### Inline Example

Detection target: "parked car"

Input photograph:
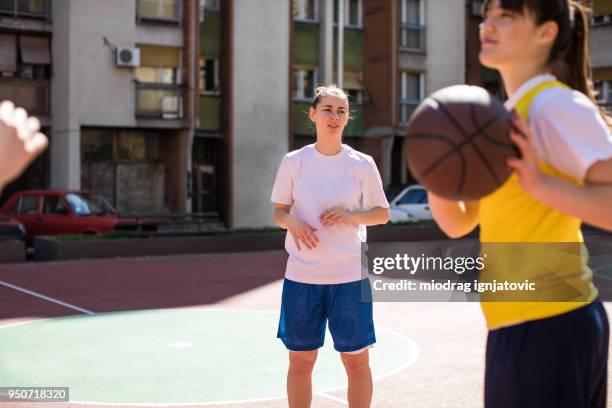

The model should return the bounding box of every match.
[389,184,433,222]
[0,190,119,241]
[0,215,26,241]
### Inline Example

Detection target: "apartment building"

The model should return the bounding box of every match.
[290,0,465,190]
[27,1,611,229]
[0,0,199,216]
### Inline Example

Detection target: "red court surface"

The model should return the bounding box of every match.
[0,250,610,407]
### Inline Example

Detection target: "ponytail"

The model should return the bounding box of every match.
[552,1,612,128]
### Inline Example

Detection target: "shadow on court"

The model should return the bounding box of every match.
[0,251,287,320]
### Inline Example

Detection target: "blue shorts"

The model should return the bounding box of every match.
[277,278,376,353]
[485,301,609,408]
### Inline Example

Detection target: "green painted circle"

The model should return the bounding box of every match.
[0,309,417,405]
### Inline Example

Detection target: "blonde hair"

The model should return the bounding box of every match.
[311,84,349,108]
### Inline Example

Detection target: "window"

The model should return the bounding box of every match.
[13,195,38,214]
[135,45,183,119]
[344,71,364,104]
[595,80,612,104]
[43,196,69,216]
[0,0,49,19]
[293,67,317,100]
[334,0,362,27]
[469,0,484,17]
[137,0,180,22]
[400,71,424,124]
[135,67,178,84]
[592,14,612,26]
[0,34,51,114]
[293,0,318,21]
[199,58,220,94]
[81,129,166,213]
[0,34,51,77]
[201,0,219,12]
[398,189,427,205]
[400,0,426,51]
[65,193,105,216]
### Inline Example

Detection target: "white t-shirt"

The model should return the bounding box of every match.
[504,74,612,180]
[271,143,389,284]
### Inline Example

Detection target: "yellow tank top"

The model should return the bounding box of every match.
[479,80,598,330]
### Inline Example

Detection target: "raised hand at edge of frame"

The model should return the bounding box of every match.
[0,101,49,191]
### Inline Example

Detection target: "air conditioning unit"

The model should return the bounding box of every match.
[116,47,140,67]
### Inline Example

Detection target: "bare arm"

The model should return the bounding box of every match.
[508,114,612,231]
[528,159,612,231]
[348,206,390,226]
[428,192,480,238]
[319,206,390,227]
[273,203,319,250]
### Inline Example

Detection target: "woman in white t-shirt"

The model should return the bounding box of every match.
[271,85,390,408]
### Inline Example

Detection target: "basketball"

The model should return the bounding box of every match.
[404,85,515,201]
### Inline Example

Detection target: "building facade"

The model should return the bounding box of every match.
[592,0,612,114]
[3,0,607,229]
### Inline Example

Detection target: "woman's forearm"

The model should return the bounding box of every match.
[532,176,612,231]
[274,207,292,229]
[350,207,390,226]
[429,192,480,238]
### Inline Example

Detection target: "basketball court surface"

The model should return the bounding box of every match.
[1,247,611,407]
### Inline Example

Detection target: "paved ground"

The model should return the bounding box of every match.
[0,251,610,407]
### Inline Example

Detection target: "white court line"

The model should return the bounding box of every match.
[316,391,348,405]
[0,279,95,315]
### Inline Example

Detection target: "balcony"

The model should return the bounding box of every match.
[199,94,221,131]
[137,0,180,24]
[400,24,426,53]
[135,83,183,119]
[0,78,50,115]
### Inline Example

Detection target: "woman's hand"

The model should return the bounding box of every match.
[506,112,551,196]
[286,215,319,250]
[0,101,48,191]
[319,207,354,227]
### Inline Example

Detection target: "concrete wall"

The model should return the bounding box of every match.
[51,0,184,190]
[231,0,290,228]
[425,0,465,94]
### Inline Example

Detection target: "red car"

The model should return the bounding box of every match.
[0,190,119,240]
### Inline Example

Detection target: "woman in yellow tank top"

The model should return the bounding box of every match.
[429,1,612,407]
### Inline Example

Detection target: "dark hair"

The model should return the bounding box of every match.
[483,0,611,127]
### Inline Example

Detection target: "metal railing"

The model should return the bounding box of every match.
[116,212,226,235]
[0,0,50,19]
[0,78,50,115]
[135,83,183,119]
[400,23,426,52]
